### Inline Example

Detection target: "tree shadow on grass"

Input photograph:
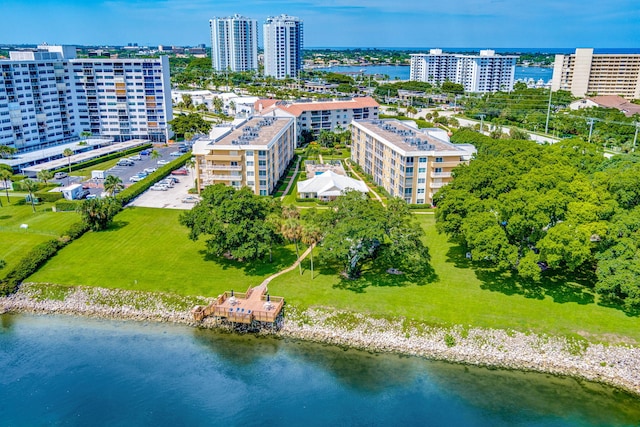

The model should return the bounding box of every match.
[331,260,438,294]
[198,245,298,277]
[446,244,596,305]
[102,220,130,232]
[0,215,12,220]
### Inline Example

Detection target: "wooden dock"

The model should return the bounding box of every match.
[191,283,284,327]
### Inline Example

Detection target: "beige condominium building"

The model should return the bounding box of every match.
[192,116,295,196]
[551,48,640,99]
[351,119,476,205]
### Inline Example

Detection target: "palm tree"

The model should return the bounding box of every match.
[37,170,53,186]
[150,150,161,161]
[0,145,17,159]
[0,168,12,204]
[63,148,73,185]
[103,175,124,197]
[184,157,197,187]
[281,217,303,275]
[22,178,37,213]
[301,225,323,279]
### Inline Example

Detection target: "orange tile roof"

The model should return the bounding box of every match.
[264,97,379,117]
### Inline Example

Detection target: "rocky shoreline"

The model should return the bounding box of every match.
[2,283,640,397]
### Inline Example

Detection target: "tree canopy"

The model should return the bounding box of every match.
[168,113,212,138]
[179,184,282,261]
[436,129,640,310]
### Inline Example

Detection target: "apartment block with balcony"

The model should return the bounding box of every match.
[551,48,640,99]
[410,49,517,93]
[351,119,476,205]
[192,116,295,196]
[210,15,258,72]
[263,15,303,80]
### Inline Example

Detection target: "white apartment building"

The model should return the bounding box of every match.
[263,15,303,80]
[210,15,258,72]
[551,48,640,99]
[351,119,476,205]
[192,116,295,195]
[0,45,172,152]
[410,49,517,93]
[255,96,379,140]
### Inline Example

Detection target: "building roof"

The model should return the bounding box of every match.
[255,97,379,117]
[195,116,293,151]
[572,95,640,117]
[297,170,368,197]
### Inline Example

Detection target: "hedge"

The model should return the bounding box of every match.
[54,200,82,212]
[0,219,90,295]
[117,152,191,205]
[51,144,152,174]
[34,191,64,203]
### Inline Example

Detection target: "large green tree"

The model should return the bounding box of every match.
[78,197,122,231]
[179,184,282,261]
[168,113,212,139]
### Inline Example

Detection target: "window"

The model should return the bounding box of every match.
[418,168,426,173]
[419,157,427,163]
[435,167,442,173]
[435,157,443,163]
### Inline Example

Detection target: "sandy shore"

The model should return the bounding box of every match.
[2,283,639,396]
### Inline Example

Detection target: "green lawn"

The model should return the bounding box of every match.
[0,197,80,278]
[267,215,640,344]
[29,207,298,297]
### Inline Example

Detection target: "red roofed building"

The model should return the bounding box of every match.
[254,97,379,142]
[569,95,640,118]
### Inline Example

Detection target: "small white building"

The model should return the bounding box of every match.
[61,184,83,200]
[297,170,368,201]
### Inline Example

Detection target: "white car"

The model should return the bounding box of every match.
[182,196,200,203]
[143,167,157,174]
[129,175,144,182]
[169,151,181,157]
[150,184,168,191]
[157,160,170,165]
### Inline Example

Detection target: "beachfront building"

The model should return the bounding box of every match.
[210,15,259,72]
[551,48,640,99]
[254,96,379,140]
[410,49,517,93]
[351,119,476,205]
[263,15,303,80]
[192,116,295,195]
[0,45,172,153]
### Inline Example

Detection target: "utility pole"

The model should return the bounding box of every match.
[633,122,639,152]
[544,88,553,134]
[587,118,596,143]
[479,114,486,134]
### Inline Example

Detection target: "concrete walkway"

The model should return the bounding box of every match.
[253,244,314,294]
[344,161,385,206]
[280,156,302,201]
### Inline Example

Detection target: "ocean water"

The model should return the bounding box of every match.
[1,314,639,426]
[315,65,553,82]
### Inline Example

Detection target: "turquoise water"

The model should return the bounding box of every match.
[315,65,553,82]
[1,314,639,426]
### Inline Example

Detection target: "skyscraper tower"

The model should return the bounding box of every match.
[263,14,303,80]
[210,14,258,72]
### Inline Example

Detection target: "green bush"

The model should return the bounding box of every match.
[13,180,48,192]
[54,200,82,212]
[0,239,62,295]
[34,191,64,203]
[64,221,90,240]
[296,198,318,203]
[11,174,26,182]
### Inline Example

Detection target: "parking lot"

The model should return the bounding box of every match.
[127,170,199,209]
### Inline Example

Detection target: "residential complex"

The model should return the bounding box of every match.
[0,45,172,152]
[263,15,304,80]
[410,49,517,93]
[551,48,640,99]
[351,119,476,205]
[209,15,259,72]
[192,116,295,195]
[255,96,379,140]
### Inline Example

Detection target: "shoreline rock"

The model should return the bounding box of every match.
[2,283,639,397]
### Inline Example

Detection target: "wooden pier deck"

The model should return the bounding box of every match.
[191,283,284,325]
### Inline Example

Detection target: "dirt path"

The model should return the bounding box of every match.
[253,244,314,294]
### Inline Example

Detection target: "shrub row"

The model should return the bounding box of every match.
[0,221,90,296]
[295,198,329,205]
[34,191,64,203]
[116,152,191,205]
[54,200,82,212]
[51,144,152,174]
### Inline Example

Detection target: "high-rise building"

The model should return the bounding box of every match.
[551,48,640,99]
[351,119,476,205]
[210,14,258,72]
[192,116,296,196]
[0,45,172,152]
[263,14,303,80]
[410,49,517,93]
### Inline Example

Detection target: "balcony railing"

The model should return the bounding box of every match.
[430,172,452,178]
[205,164,242,171]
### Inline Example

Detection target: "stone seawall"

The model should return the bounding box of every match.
[2,283,639,397]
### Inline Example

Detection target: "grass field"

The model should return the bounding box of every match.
[267,215,640,344]
[0,197,80,279]
[29,207,298,297]
[26,205,640,344]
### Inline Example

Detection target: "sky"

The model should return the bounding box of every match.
[2,0,639,48]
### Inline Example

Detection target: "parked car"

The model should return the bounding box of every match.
[140,149,151,156]
[166,177,179,184]
[54,172,68,179]
[143,167,157,174]
[182,196,199,203]
[157,160,170,165]
[79,190,91,199]
[169,151,181,157]
[129,175,144,182]
[178,146,189,153]
[150,184,168,191]
[129,154,141,161]
[86,194,98,200]
[117,159,134,166]
[171,168,188,175]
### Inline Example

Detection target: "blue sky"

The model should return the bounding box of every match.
[2,0,639,48]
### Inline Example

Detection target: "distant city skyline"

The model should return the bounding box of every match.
[2,0,638,48]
